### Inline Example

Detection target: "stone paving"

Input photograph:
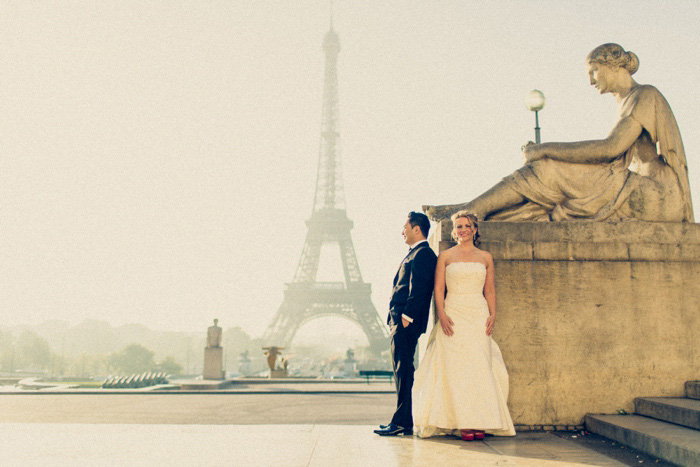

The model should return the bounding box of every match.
[0,388,675,465]
[0,424,636,466]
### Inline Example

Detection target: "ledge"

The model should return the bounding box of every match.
[431,221,700,262]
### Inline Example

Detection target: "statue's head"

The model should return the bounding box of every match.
[213,319,218,325]
[586,43,639,75]
[450,210,480,246]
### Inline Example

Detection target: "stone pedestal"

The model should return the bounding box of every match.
[344,361,356,377]
[203,347,224,380]
[428,220,700,427]
[270,369,288,379]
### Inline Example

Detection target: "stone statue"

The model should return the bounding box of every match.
[343,348,356,377]
[424,43,694,223]
[203,319,224,379]
[238,350,251,376]
[262,346,284,371]
[206,319,222,348]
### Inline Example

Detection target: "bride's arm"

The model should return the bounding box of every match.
[434,253,454,336]
[524,116,643,164]
[484,253,497,336]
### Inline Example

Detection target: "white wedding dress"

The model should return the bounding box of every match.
[412,262,516,438]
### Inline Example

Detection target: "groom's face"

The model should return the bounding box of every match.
[402,219,420,245]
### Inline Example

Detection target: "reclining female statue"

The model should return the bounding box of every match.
[424,43,694,223]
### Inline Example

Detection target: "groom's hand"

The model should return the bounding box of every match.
[401,317,410,328]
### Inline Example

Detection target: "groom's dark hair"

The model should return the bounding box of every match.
[408,211,430,238]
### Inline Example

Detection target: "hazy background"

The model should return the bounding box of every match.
[2,1,699,348]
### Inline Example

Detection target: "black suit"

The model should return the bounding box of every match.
[387,241,437,429]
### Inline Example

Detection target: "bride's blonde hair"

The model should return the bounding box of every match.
[450,210,480,246]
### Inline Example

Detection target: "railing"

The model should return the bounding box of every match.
[284,282,371,292]
[358,370,394,384]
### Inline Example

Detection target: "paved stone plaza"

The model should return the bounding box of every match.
[0,392,674,466]
[0,423,655,467]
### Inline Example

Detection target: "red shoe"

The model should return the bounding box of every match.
[460,429,474,441]
[474,430,485,440]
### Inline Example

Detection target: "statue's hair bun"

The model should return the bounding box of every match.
[587,43,640,75]
[625,51,639,75]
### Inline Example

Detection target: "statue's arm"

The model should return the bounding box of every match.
[525,116,643,164]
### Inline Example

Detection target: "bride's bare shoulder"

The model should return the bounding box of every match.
[475,248,493,264]
[438,247,457,262]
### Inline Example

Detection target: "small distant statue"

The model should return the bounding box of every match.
[203,319,224,379]
[263,346,284,371]
[238,350,251,376]
[343,348,356,377]
[424,43,693,223]
[207,319,222,348]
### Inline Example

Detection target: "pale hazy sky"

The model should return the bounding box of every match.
[2,1,699,343]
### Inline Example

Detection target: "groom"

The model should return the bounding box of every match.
[374,211,437,436]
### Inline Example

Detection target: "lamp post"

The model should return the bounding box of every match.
[525,90,545,144]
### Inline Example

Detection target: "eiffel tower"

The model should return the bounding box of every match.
[263,24,388,354]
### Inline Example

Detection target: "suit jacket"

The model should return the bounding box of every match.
[388,241,438,334]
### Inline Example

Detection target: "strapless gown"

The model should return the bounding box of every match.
[412,262,515,437]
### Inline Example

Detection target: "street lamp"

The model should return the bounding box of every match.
[525,90,545,144]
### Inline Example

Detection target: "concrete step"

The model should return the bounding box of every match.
[635,397,700,430]
[686,381,700,400]
[585,414,700,467]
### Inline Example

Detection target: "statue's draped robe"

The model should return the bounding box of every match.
[490,85,693,222]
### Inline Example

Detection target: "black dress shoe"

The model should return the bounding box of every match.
[374,423,412,436]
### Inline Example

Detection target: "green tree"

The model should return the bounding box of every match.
[107,344,155,375]
[156,356,183,375]
[69,353,107,378]
[16,331,52,371]
[0,330,14,372]
[50,353,69,378]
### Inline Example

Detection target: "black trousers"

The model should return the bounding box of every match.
[389,323,419,428]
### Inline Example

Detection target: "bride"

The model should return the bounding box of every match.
[412,210,515,440]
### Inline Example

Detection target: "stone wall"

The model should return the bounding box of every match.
[428,221,700,427]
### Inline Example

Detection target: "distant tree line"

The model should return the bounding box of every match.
[0,321,265,379]
[0,329,183,377]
